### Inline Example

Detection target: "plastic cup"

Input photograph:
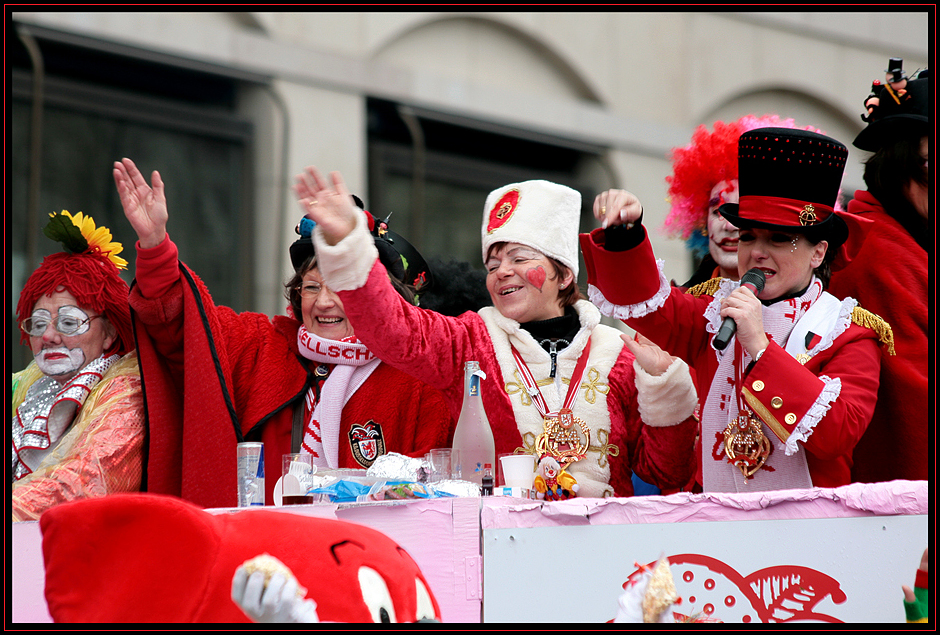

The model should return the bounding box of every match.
[282,453,314,504]
[499,453,536,489]
[429,448,453,482]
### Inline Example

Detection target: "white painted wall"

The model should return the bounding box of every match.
[12,10,929,314]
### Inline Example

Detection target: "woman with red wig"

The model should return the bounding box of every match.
[664,114,843,288]
[12,212,144,521]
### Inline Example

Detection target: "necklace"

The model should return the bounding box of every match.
[511,337,592,469]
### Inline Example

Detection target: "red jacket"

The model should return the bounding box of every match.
[828,190,928,482]
[580,227,890,489]
[333,262,698,498]
[129,237,454,509]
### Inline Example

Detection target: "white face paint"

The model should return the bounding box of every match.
[35,346,86,378]
[28,290,115,384]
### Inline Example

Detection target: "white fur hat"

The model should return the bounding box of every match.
[480,180,581,279]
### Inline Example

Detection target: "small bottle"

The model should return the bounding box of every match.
[481,464,494,496]
[451,361,496,488]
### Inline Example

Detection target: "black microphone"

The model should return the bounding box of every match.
[713,268,766,351]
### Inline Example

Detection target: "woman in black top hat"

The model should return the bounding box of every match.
[828,59,929,484]
[580,127,895,494]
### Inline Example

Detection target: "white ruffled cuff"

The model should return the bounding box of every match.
[634,356,698,427]
[312,211,379,292]
[782,375,842,455]
[586,259,671,320]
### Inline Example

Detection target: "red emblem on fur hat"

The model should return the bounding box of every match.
[486,189,520,234]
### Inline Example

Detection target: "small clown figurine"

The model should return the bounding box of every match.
[533,454,579,501]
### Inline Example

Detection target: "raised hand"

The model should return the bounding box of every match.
[593,189,642,230]
[113,158,168,249]
[292,166,358,246]
[622,331,676,377]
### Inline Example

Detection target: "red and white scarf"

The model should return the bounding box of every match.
[296,326,380,468]
[701,278,825,493]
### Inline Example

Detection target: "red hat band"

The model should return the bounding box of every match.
[737,195,834,228]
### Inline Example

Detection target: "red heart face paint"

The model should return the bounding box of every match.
[526,266,547,291]
[485,243,566,323]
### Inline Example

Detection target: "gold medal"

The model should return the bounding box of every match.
[535,407,590,469]
[723,411,771,481]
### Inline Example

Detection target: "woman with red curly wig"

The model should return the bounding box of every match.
[663,115,841,288]
[12,212,144,521]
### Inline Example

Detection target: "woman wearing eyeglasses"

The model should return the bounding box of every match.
[114,158,454,509]
[12,212,144,521]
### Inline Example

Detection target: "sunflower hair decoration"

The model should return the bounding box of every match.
[43,210,128,270]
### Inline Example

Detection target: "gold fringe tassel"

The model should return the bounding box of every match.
[686,277,723,298]
[851,307,896,355]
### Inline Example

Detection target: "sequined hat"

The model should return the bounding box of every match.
[718,127,849,243]
[719,127,873,270]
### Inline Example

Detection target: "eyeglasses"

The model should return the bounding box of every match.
[20,314,104,337]
[296,282,324,298]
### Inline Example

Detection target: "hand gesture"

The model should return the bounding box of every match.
[292,167,358,246]
[720,285,769,359]
[593,189,642,230]
[622,331,675,377]
[113,158,168,249]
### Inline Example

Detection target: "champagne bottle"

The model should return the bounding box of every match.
[451,361,495,487]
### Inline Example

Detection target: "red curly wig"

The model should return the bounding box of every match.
[17,252,133,356]
[663,114,833,243]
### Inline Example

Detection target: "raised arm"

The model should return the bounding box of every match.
[113,157,168,249]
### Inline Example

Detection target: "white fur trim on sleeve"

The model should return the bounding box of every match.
[782,375,841,456]
[586,259,671,320]
[312,210,379,292]
[634,356,698,427]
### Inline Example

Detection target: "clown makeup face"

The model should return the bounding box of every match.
[29,290,116,384]
[706,180,740,279]
[737,229,828,300]
[300,267,356,341]
[539,456,560,480]
[485,243,573,324]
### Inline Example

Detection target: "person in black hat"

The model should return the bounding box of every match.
[827,58,929,484]
[581,127,895,494]
[113,157,454,510]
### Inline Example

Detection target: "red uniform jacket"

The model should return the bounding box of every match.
[580,227,890,488]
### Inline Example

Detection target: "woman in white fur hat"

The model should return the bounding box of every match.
[296,167,698,498]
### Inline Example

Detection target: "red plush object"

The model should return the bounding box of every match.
[40,493,441,623]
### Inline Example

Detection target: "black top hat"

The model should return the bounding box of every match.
[719,127,850,248]
[885,57,907,83]
[854,60,929,152]
[289,196,433,294]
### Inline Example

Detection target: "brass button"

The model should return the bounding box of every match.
[771,397,783,409]
[752,380,765,392]
[785,413,797,425]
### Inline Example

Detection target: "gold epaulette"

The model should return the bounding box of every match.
[851,307,896,355]
[686,277,723,298]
